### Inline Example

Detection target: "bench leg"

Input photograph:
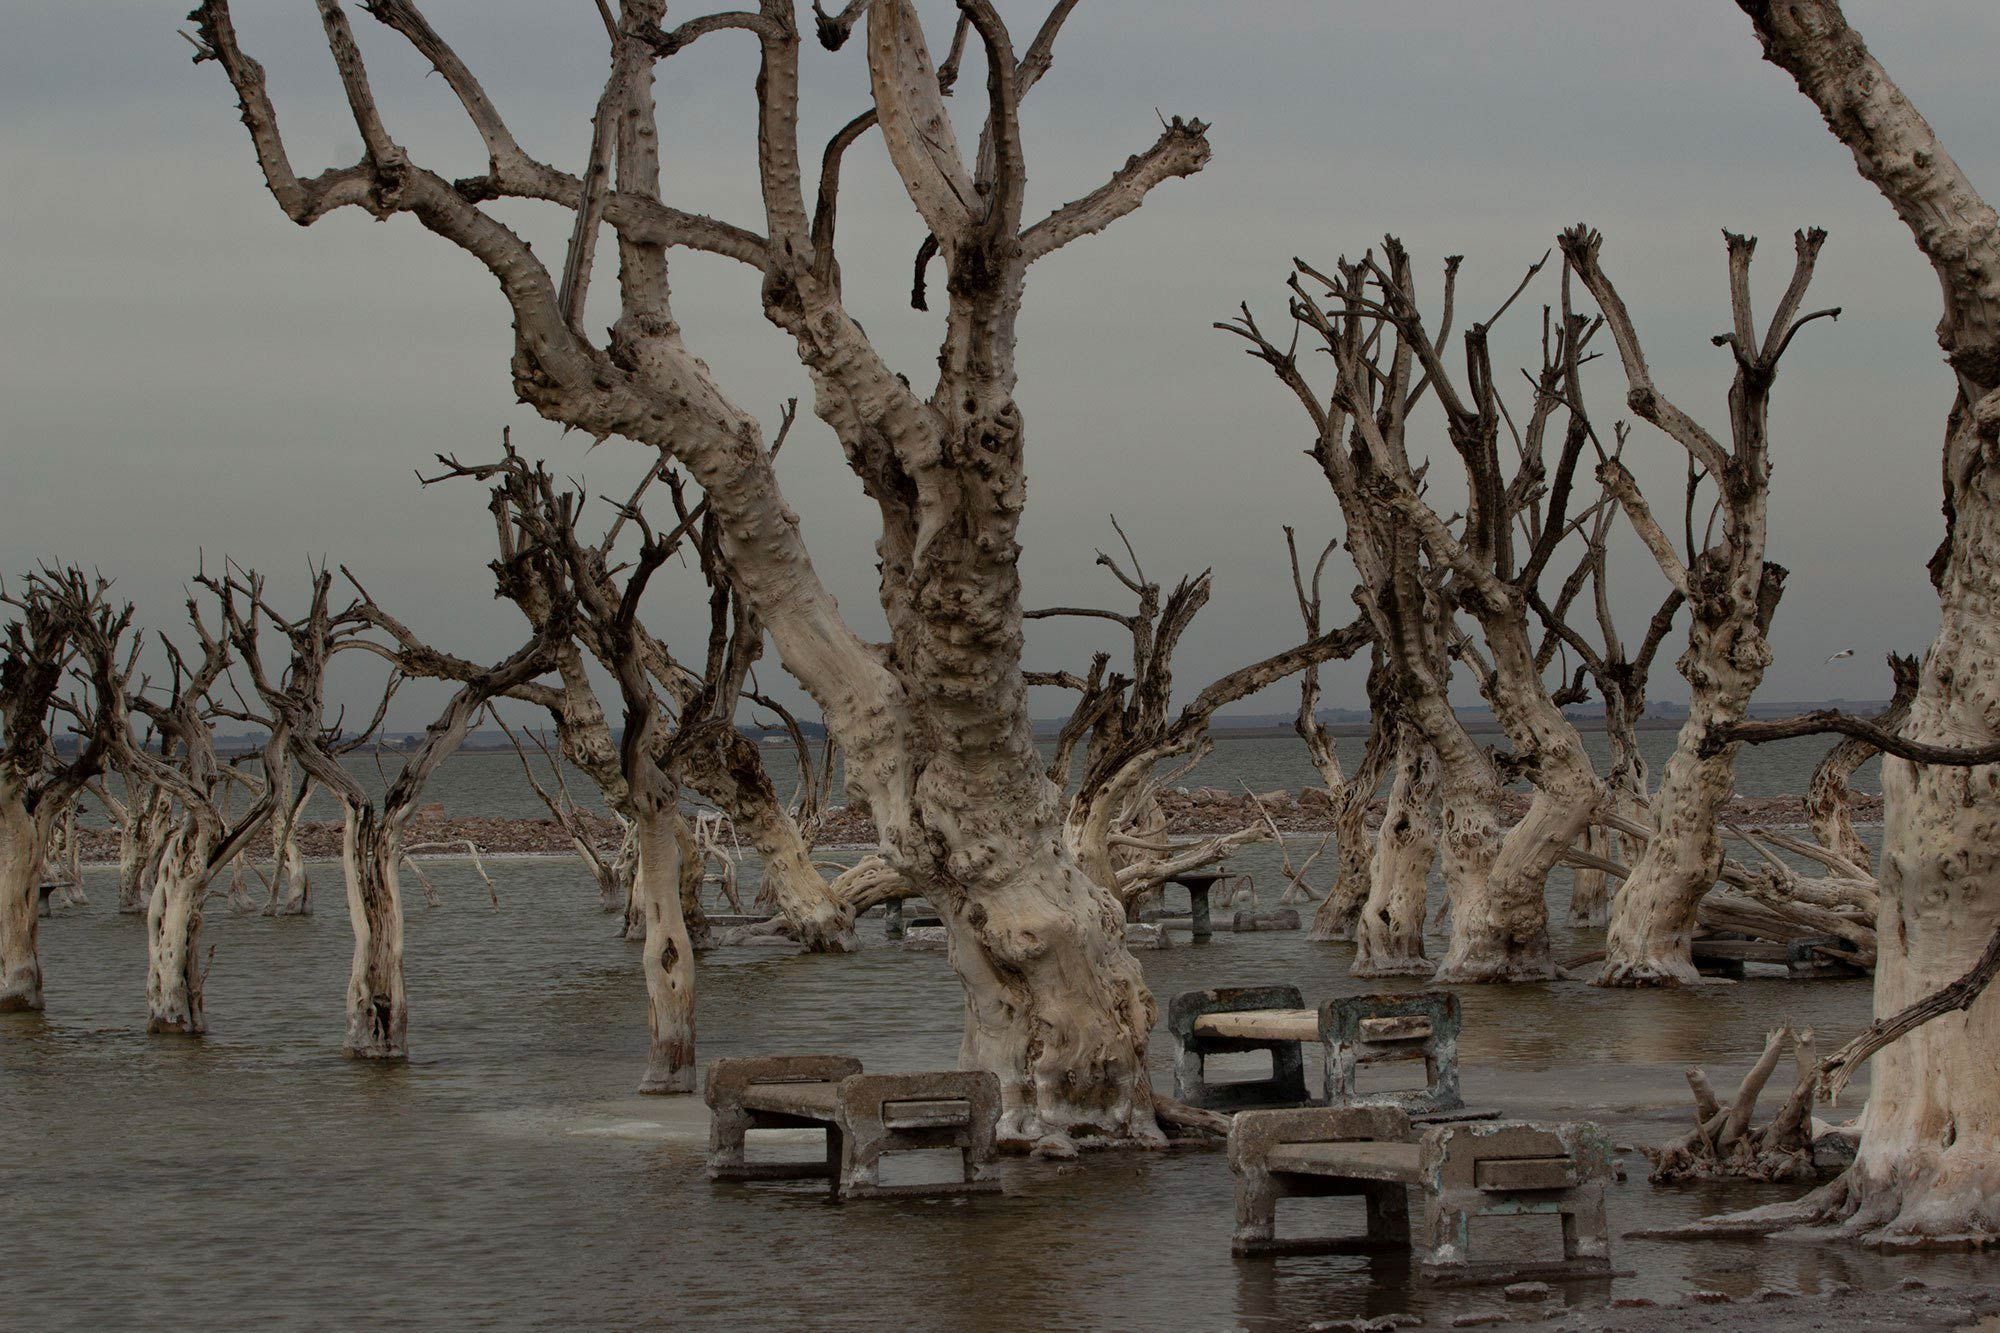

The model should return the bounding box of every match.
[1561,1185,1610,1263]
[1419,1194,1473,1269]
[1189,885,1212,940]
[1232,1168,1280,1253]
[708,1103,752,1179]
[1364,1183,1410,1244]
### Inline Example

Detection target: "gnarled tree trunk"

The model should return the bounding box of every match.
[681,737,854,952]
[0,790,44,1012]
[1352,724,1438,975]
[1709,0,2000,1244]
[267,777,312,916]
[631,804,695,1093]
[338,805,407,1060]
[146,825,212,1035]
[117,786,172,916]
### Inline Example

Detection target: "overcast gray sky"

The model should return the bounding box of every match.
[4,2,1994,728]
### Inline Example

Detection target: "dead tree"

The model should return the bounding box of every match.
[108,593,277,1035]
[1563,224,1834,986]
[91,766,174,917]
[1234,246,1608,981]
[1220,302,1460,978]
[413,434,857,952]
[1284,532,1395,942]
[260,740,314,916]
[1805,652,1918,869]
[1662,0,2000,1247]
[0,569,131,1011]
[1527,438,1686,925]
[1647,1026,1823,1183]
[226,569,555,1059]
[1027,522,1368,912]
[192,0,1221,1146]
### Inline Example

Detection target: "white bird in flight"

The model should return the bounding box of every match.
[1826,648,1855,663]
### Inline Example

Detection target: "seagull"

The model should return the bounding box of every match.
[1825,648,1855,663]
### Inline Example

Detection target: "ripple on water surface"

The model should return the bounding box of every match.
[8,855,1990,1331]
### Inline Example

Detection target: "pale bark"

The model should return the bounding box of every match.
[1,569,129,1008]
[0,789,44,1012]
[265,753,313,916]
[336,806,407,1059]
[145,825,214,1035]
[116,785,173,916]
[1352,723,1438,976]
[1807,653,1918,869]
[194,0,1211,1145]
[1566,223,1825,987]
[1700,0,2000,1245]
[631,806,695,1093]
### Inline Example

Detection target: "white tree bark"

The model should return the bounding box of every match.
[1711,0,2000,1244]
[336,806,407,1058]
[193,0,1211,1146]
[1352,724,1438,976]
[1566,223,1825,986]
[1807,654,1917,869]
[631,804,695,1093]
[0,786,45,1012]
[146,825,212,1035]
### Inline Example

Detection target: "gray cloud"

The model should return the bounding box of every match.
[3,2,1992,726]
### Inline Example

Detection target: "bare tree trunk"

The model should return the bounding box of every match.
[674,814,706,949]
[267,781,312,916]
[1309,785,1378,942]
[1825,497,2000,1242]
[1807,654,1918,869]
[0,792,45,1012]
[117,788,170,916]
[1600,718,1742,986]
[146,826,210,1035]
[942,823,1160,1153]
[1352,726,1438,976]
[631,805,695,1093]
[339,807,406,1060]
[1569,826,1611,927]
[682,740,854,952]
[1708,0,2000,1244]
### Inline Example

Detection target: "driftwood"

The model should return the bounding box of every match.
[1647,1026,1821,1182]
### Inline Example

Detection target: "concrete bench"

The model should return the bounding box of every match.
[1169,988,1466,1115]
[1229,1107,1614,1282]
[705,1055,1001,1201]
[1170,986,1312,1110]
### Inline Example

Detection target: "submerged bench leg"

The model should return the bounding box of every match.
[1561,1184,1610,1264]
[709,1101,752,1178]
[1233,1166,1281,1253]
[1364,1183,1410,1244]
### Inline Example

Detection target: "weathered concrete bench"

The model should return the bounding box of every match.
[1170,987,1466,1115]
[1229,1106,1614,1283]
[705,1055,1001,1201]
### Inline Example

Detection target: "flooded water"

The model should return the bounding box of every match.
[11,847,1992,1331]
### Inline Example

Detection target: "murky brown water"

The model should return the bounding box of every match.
[9,855,1992,1331]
